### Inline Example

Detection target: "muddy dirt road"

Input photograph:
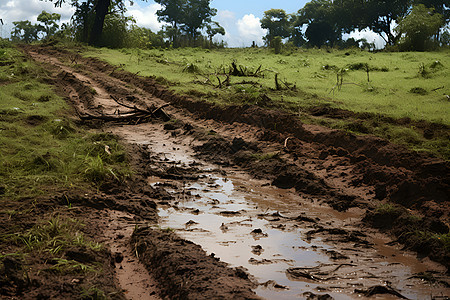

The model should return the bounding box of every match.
[22,45,450,299]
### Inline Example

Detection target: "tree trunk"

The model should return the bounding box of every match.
[89,0,111,46]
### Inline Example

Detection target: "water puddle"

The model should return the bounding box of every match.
[111,124,449,300]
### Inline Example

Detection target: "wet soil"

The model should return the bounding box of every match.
[12,44,450,299]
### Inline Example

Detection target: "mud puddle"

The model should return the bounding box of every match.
[111,124,448,300]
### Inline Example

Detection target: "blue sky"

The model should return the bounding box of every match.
[0,0,383,47]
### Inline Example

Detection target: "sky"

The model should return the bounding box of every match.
[0,0,384,48]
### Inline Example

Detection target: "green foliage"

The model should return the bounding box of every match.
[183,63,202,74]
[261,9,291,47]
[251,152,280,161]
[20,216,102,254]
[11,21,44,43]
[155,0,221,47]
[45,258,98,274]
[296,0,341,47]
[410,231,450,251]
[396,4,444,51]
[0,46,131,201]
[11,10,61,43]
[100,14,132,48]
[375,203,402,216]
[125,25,165,49]
[37,10,61,38]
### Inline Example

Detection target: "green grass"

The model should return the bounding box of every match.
[0,40,127,285]
[84,47,450,124]
[82,46,450,159]
[0,40,131,203]
[19,216,102,255]
[0,44,131,192]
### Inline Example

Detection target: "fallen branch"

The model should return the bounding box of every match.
[76,95,170,123]
[431,86,444,92]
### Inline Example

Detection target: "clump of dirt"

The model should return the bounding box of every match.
[132,227,259,300]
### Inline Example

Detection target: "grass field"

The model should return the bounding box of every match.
[85,47,450,124]
[84,46,450,159]
[0,41,130,202]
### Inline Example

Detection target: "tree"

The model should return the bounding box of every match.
[364,0,411,46]
[395,4,443,51]
[71,0,95,43]
[205,21,225,48]
[45,0,135,46]
[156,0,220,47]
[414,0,449,23]
[154,0,186,45]
[181,0,217,41]
[296,0,342,47]
[441,29,450,46]
[260,9,291,47]
[37,10,61,38]
[11,21,43,43]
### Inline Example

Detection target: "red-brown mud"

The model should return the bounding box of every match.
[14,44,450,299]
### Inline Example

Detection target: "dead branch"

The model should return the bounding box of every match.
[76,95,170,123]
[431,86,444,92]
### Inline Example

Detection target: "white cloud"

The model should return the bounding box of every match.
[237,14,266,46]
[125,2,163,32]
[346,29,386,49]
[215,11,266,47]
[0,0,74,38]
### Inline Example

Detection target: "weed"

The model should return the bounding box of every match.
[81,286,107,300]
[375,203,402,216]
[45,258,98,274]
[409,87,428,95]
[46,118,76,139]
[90,87,98,95]
[252,152,280,161]
[418,63,429,77]
[322,64,338,71]
[183,63,202,74]
[409,231,450,251]
[429,60,444,69]
[160,227,175,232]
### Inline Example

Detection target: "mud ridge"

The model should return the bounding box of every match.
[132,227,259,300]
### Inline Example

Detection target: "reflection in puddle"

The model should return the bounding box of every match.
[157,175,332,299]
[154,173,448,300]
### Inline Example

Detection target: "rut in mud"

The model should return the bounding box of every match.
[22,45,450,299]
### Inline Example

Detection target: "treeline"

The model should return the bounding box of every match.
[262,0,450,51]
[10,0,450,51]
[11,0,225,49]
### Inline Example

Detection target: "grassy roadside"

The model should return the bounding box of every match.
[0,40,129,298]
[84,46,450,159]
